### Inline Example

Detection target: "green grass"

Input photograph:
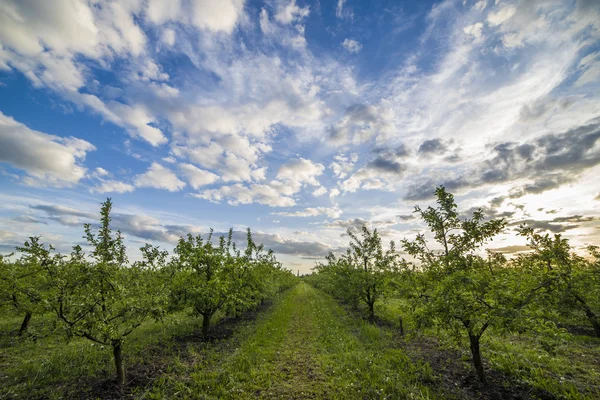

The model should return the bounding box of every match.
[0,310,207,399]
[146,282,437,399]
[375,296,600,399]
[4,285,597,399]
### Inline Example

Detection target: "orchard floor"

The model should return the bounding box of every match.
[2,282,599,399]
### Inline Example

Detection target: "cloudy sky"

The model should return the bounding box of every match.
[0,0,599,273]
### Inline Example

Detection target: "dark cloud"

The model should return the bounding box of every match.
[519,97,576,122]
[12,215,47,224]
[510,219,579,233]
[372,144,409,158]
[367,156,405,174]
[460,206,515,221]
[323,217,400,239]
[443,153,462,163]
[489,196,506,207]
[404,121,600,201]
[328,103,382,144]
[397,214,416,221]
[488,245,531,254]
[30,204,95,219]
[345,104,378,123]
[418,138,448,155]
[214,231,335,258]
[551,215,598,223]
[404,177,469,201]
[509,174,570,198]
[27,201,339,258]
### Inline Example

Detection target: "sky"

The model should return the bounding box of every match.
[0,0,599,274]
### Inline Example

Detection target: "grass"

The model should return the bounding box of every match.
[146,282,437,399]
[0,309,209,399]
[375,296,600,399]
[3,284,597,399]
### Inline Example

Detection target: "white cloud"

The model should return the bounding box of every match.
[259,8,276,35]
[146,0,182,25]
[328,103,394,146]
[276,158,324,186]
[134,163,186,192]
[487,5,516,27]
[274,207,342,218]
[95,167,109,177]
[312,186,327,197]
[575,61,600,87]
[0,112,95,187]
[191,0,245,33]
[193,158,326,207]
[92,180,135,194]
[160,28,176,46]
[463,22,483,41]
[330,153,357,178]
[106,102,168,146]
[342,38,362,54]
[179,163,219,189]
[341,167,396,193]
[473,1,487,12]
[196,183,295,207]
[336,0,352,19]
[274,0,310,24]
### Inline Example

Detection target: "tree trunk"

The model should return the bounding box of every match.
[202,314,211,339]
[469,334,487,386]
[18,312,32,336]
[112,340,125,385]
[573,293,600,337]
[399,316,404,336]
[585,311,600,338]
[368,301,375,321]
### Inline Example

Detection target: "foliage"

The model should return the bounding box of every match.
[400,186,516,384]
[0,242,48,336]
[170,228,295,338]
[312,226,397,319]
[33,198,169,384]
[517,227,600,337]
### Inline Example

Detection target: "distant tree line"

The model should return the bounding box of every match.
[307,186,600,385]
[0,199,297,385]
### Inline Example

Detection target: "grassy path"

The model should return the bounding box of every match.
[151,282,435,399]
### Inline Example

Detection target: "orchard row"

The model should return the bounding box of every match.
[307,187,600,386]
[0,199,297,385]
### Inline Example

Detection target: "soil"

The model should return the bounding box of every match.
[395,333,556,400]
[60,301,274,400]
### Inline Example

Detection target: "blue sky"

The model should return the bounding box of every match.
[1,0,599,273]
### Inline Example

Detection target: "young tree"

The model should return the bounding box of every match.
[312,251,362,310]
[230,229,291,313]
[171,229,237,339]
[0,241,49,336]
[518,227,600,337]
[347,227,397,320]
[314,226,397,320]
[38,199,169,385]
[402,186,509,385]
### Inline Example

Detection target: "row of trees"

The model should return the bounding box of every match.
[0,199,297,385]
[308,187,600,385]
